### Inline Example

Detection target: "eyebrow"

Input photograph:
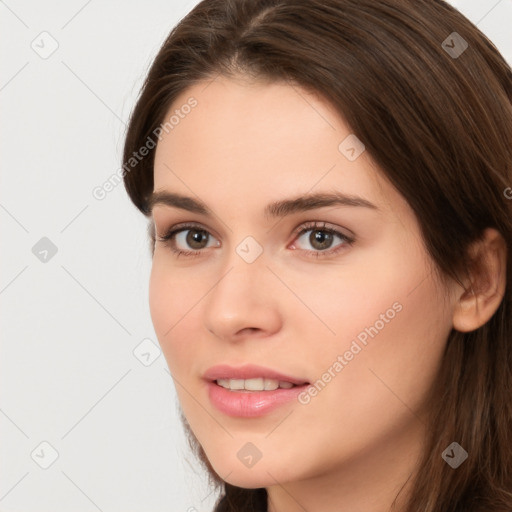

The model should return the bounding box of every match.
[147,190,378,219]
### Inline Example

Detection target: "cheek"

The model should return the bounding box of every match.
[307,267,450,431]
[277,244,427,364]
[148,259,171,338]
[293,241,451,426]
[278,279,451,481]
[148,258,199,371]
[338,283,449,395]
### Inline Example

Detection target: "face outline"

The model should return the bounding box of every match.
[148,75,458,507]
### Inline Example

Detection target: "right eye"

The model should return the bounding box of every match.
[156,223,221,257]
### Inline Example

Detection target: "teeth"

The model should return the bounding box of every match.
[264,379,279,391]
[245,378,266,390]
[216,378,297,391]
[230,379,245,390]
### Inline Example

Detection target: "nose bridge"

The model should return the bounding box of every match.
[214,231,268,294]
[210,239,267,309]
[202,237,281,339]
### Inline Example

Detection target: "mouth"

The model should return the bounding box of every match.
[214,377,307,391]
[203,363,310,388]
[203,364,311,417]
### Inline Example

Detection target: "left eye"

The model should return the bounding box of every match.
[292,225,353,253]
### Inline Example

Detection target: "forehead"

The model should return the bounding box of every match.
[152,76,405,220]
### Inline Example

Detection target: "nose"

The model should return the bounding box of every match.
[202,250,282,343]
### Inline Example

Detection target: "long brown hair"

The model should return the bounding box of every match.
[122,0,512,510]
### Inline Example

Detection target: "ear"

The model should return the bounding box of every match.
[452,228,507,333]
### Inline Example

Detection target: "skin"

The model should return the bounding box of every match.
[148,75,506,511]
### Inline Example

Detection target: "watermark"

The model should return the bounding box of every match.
[298,301,403,405]
[31,31,59,60]
[441,32,468,59]
[236,236,263,263]
[31,441,59,469]
[92,97,198,201]
[133,338,161,367]
[32,237,58,263]
[504,187,512,200]
[237,442,263,468]
[338,134,365,162]
[442,442,468,469]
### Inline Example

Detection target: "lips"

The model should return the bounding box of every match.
[203,364,311,417]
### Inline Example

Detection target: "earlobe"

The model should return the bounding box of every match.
[452,228,507,333]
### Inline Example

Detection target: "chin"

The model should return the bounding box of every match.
[206,450,300,489]
[222,470,275,489]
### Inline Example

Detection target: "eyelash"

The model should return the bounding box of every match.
[155,221,355,259]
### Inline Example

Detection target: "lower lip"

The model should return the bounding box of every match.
[207,381,308,418]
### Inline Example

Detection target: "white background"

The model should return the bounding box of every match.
[1,1,511,511]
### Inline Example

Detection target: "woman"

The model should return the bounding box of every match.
[122,0,512,510]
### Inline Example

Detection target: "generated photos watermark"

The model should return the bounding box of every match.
[92,97,198,201]
[298,301,403,405]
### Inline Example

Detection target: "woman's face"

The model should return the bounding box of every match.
[149,76,455,491]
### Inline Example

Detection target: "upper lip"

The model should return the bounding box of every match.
[203,364,309,385]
